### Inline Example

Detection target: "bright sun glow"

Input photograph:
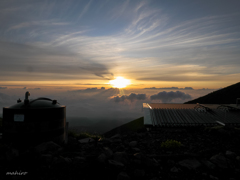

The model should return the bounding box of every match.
[109,76,130,88]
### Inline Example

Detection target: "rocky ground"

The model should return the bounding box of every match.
[1,125,240,180]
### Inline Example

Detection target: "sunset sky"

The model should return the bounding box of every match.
[0,0,240,119]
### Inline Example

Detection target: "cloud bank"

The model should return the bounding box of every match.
[145,87,194,90]
[150,91,192,103]
[111,93,147,103]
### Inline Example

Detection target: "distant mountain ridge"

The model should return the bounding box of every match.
[184,82,240,104]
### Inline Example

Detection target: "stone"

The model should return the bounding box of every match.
[210,153,230,168]
[53,156,72,165]
[103,147,113,158]
[67,136,79,145]
[115,144,125,151]
[113,152,128,164]
[134,169,145,177]
[111,134,121,139]
[117,172,130,180]
[41,154,53,164]
[134,153,142,159]
[129,141,137,147]
[133,159,142,165]
[113,139,122,143]
[108,160,124,168]
[170,166,179,173]
[35,141,61,153]
[6,148,19,162]
[236,156,240,162]
[201,159,216,169]
[78,138,95,143]
[72,156,86,164]
[98,153,107,163]
[145,157,159,167]
[210,175,219,180]
[179,159,201,170]
[81,144,94,150]
[60,152,83,158]
[202,173,208,177]
[100,138,113,144]
[64,157,72,163]
[218,128,229,135]
[150,178,160,180]
[226,151,237,159]
[167,159,175,166]
[132,148,140,152]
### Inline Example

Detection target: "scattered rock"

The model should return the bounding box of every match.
[210,175,219,180]
[41,154,53,164]
[144,157,159,167]
[236,156,240,162]
[108,159,125,168]
[134,169,145,177]
[53,156,72,165]
[111,134,121,139]
[201,159,216,169]
[6,148,19,162]
[167,159,175,166]
[226,151,237,159]
[134,153,142,159]
[72,156,86,164]
[98,153,107,163]
[113,152,128,164]
[150,177,160,180]
[117,172,130,180]
[3,126,240,180]
[113,139,122,143]
[60,151,83,158]
[210,153,230,168]
[132,148,140,152]
[78,138,95,143]
[179,159,201,170]
[129,141,138,147]
[67,136,79,145]
[100,138,113,145]
[170,166,179,173]
[103,147,113,158]
[35,141,61,153]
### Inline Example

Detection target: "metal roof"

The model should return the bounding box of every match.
[143,103,240,127]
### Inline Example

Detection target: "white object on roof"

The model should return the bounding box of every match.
[143,103,153,126]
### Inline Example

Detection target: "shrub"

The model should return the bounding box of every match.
[161,139,183,149]
[68,130,78,138]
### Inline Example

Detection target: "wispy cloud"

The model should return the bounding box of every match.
[0,0,240,84]
[7,20,69,31]
[78,0,92,20]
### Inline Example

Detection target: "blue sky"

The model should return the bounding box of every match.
[0,0,240,119]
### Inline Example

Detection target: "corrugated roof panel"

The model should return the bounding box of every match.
[143,103,240,127]
[175,109,189,126]
[149,103,197,109]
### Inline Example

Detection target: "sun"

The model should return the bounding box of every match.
[109,76,130,88]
